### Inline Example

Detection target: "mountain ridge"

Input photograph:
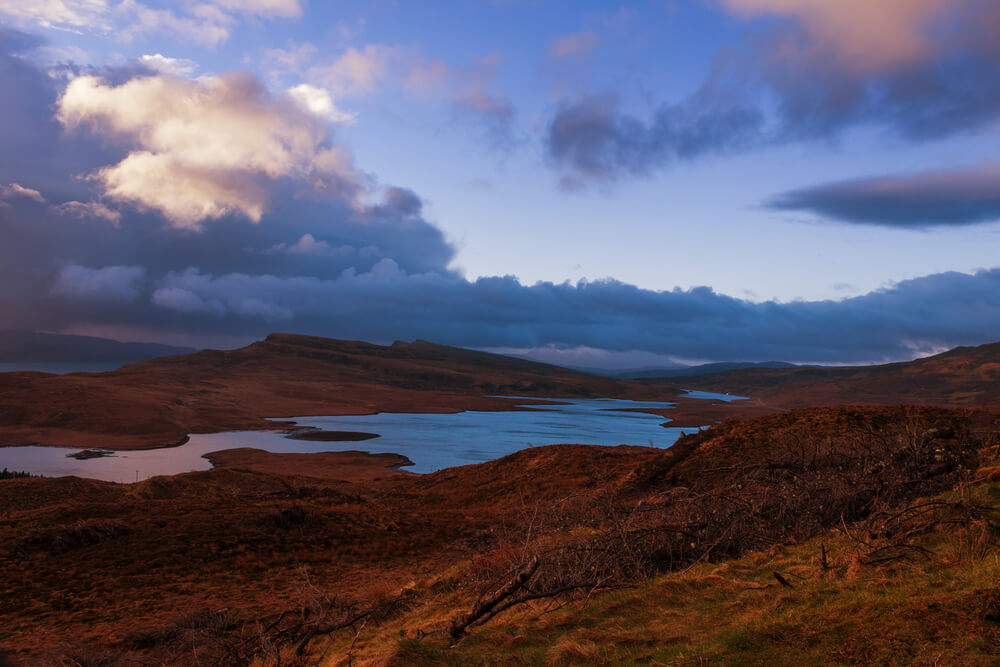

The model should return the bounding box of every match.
[0,329,195,363]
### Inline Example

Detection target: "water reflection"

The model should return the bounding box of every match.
[1,397,693,482]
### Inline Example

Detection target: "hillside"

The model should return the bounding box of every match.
[682,341,1000,410]
[2,405,997,664]
[0,333,686,449]
[618,360,802,379]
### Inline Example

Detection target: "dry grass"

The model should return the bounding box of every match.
[3,405,998,665]
[333,483,1000,665]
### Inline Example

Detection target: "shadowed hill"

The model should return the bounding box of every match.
[0,333,682,449]
[682,341,1000,410]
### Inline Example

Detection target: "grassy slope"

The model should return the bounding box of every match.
[325,481,1000,666]
[297,406,1000,666]
[3,405,999,664]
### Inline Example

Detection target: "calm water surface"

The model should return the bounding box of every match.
[1,397,699,482]
[0,361,128,374]
[681,390,748,402]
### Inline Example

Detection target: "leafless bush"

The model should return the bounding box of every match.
[446,408,998,639]
[14,520,130,556]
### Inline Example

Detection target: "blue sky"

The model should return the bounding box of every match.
[1,0,1000,366]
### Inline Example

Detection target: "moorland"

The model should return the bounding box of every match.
[2,335,1000,665]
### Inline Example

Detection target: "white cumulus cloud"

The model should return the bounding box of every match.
[56,71,363,229]
[285,84,355,124]
[139,53,197,77]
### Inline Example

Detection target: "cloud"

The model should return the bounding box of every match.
[4,26,1000,364]
[51,264,146,301]
[285,84,355,124]
[308,44,516,142]
[150,286,225,316]
[309,44,395,97]
[0,0,112,32]
[548,94,763,187]
[54,199,122,224]
[768,164,1000,227]
[0,0,301,46]
[0,26,457,338]
[547,1,1000,186]
[548,32,601,61]
[0,183,45,202]
[721,0,956,72]
[114,1,230,46]
[56,71,363,228]
[211,0,301,18]
[269,233,355,257]
[262,41,318,83]
[129,264,1000,364]
[138,53,197,77]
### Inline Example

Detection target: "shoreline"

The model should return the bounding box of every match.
[0,394,770,482]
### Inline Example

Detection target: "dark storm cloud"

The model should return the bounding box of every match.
[0,28,120,197]
[92,266,1000,364]
[545,2,1000,189]
[768,166,1000,227]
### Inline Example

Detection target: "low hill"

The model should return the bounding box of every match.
[0,329,194,363]
[683,341,1000,410]
[0,333,683,449]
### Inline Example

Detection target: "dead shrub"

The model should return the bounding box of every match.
[266,505,314,530]
[15,519,130,556]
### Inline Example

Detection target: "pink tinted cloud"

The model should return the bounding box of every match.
[548,31,601,60]
[722,0,958,71]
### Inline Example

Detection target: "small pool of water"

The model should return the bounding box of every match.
[0,396,701,482]
[682,390,748,402]
[0,361,129,374]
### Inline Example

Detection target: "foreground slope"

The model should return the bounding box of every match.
[0,333,682,449]
[2,405,997,664]
[683,340,1000,410]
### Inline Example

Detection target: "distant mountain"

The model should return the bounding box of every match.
[563,364,687,378]
[0,330,195,363]
[617,361,804,379]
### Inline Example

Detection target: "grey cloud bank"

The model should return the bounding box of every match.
[768,166,1000,228]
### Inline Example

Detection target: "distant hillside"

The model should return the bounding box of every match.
[618,360,802,379]
[0,330,194,363]
[684,341,1000,410]
[571,360,801,379]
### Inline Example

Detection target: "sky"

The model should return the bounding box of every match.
[1,0,1000,367]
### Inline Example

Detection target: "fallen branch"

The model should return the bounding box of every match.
[773,572,794,589]
[450,556,540,639]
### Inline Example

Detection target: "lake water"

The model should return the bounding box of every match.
[0,397,699,482]
[0,362,128,374]
[681,390,748,402]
